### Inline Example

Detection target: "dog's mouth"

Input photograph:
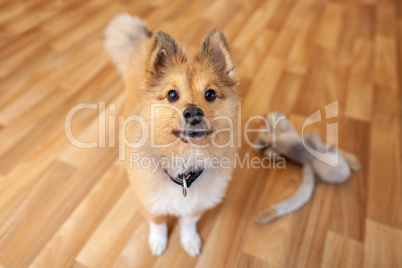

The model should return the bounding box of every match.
[172,129,212,141]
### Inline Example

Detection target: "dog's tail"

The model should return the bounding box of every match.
[104,13,151,75]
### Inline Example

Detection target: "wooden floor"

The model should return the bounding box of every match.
[0,0,401,267]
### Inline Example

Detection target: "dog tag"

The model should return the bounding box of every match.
[182,174,190,197]
[182,178,187,197]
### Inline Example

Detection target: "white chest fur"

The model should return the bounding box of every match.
[146,167,232,217]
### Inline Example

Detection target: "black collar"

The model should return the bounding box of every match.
[163,169,204,188]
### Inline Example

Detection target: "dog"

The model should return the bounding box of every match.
[104,13,239,256]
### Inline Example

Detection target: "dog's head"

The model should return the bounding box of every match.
[142,29,239,149]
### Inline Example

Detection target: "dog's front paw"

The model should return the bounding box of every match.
[149,236,167,256]
[148,222,167,256]
[180,233,202,257]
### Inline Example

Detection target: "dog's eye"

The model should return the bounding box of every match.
[205,89,216,102]
[167,90,179,102]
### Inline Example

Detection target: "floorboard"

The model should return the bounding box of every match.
[0,0,400,267]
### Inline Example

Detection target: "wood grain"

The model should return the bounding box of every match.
[364,219,402,268]
[321,231,363,268]
[344,39,374,121]
[0,0,400,267]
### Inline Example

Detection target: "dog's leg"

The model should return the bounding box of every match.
[138,204,167,255]
[148,219,167,256]
[179,214,202,257]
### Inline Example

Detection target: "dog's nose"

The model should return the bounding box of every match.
[183,107,204,125]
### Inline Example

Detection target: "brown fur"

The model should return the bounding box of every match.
[123,29,239,222]
[125,30,239,162]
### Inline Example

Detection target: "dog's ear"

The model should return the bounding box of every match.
[146,31,184,80]
[200,29,236,78]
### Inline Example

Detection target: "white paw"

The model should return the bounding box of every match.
[180,233,202,257]
[148,222,167,256]
[149,236,167,256]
